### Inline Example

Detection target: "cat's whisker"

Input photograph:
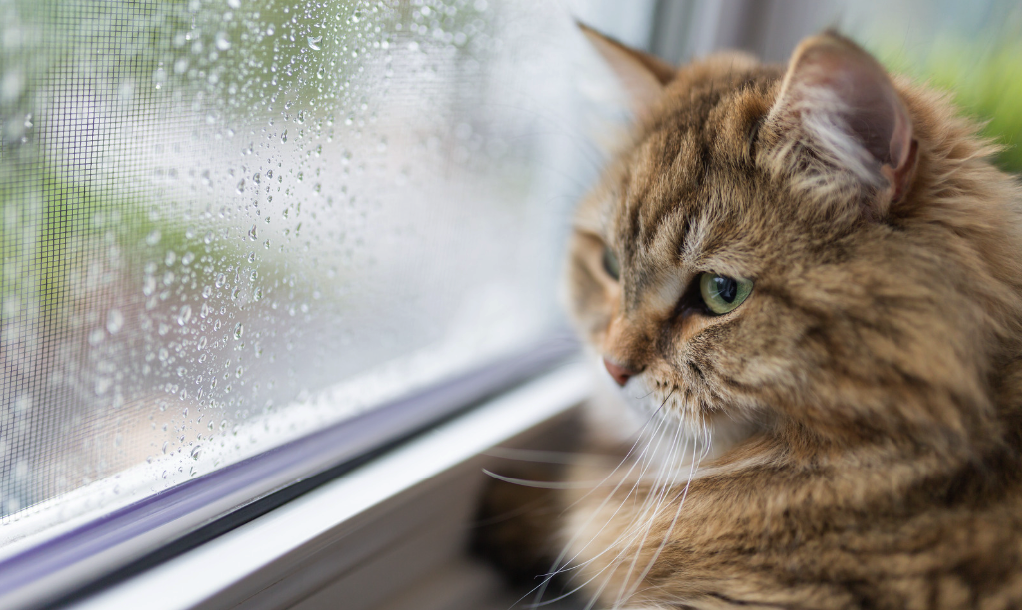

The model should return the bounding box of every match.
[557,411,689,607]
[591,396,706,605]
[560,382,676,511]
[481,470,625,489]
[616,409,700,601]
[549,424,685,592]
[557,417,676,567]
[611,420,687,604]
[621,430,708,605]
[533,405,676,604]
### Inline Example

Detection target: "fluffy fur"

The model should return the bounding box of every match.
[477,28,1022,610]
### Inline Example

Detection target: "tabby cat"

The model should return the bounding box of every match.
[477,25,1022,609]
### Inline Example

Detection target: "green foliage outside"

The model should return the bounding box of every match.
[874,34,1022,174]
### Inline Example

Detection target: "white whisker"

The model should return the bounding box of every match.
[530,395,675,605]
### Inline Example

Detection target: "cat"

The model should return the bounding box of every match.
[475,25,1022,610]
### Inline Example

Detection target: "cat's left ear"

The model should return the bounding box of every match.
[578,22,676,121]
[765,31,918,216]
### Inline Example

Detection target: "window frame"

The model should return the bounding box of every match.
[62,360,594,610]
[0,338,579,610]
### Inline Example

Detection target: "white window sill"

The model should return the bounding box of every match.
[68,362,594,610]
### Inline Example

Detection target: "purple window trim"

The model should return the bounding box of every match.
[0,334,579,610]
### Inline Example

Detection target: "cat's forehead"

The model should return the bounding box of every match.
[603,68,779,260]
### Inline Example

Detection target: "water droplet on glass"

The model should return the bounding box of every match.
[118,79,135,101]
[165,250,177,266]
[249,270,258,281]
[234,323,244,340]
[253,288,262,301]
[281,129,287,143]
[202,285,212,299]
[1,68,26,103]
[182,251,195,266]
[107,309,124,334]
[89,328,105,346]
[198,335,208,350]
[159,347,170,361]
[190,446,202,460]
[236,366,243,378]
[215,273,226,288]
[146,229,162,246]
[94,378,113,395]
[236,178,245,193]
[227,0,240,7]
[316,67,325,80]
[307,36,322,50]
[178,305,192,326]
[214,319,222,331]
[247,225,258,240]
[215,32,231,51]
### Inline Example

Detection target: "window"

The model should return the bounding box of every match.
[3,0,1020,608]
[0,0,657,603]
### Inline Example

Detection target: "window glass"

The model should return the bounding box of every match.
[0,0,625,550]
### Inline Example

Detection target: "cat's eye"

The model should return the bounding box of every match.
[602,246,621,281]
[699,273,753,315]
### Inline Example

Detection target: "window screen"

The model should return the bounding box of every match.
[0,0,625,556]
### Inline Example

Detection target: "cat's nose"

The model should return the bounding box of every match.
[603,358,637,387]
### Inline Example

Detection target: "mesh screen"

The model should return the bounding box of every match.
[0,0,614,545]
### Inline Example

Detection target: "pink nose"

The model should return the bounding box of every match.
[603,358,637,387]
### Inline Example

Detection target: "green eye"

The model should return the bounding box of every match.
[602,246,621,281]
[699,273,753,315]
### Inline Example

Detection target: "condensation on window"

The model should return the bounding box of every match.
[0,0,616,547]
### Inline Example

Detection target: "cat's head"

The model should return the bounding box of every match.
[568,27,1022,454]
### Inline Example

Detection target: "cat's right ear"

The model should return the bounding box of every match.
[578,22,675,120]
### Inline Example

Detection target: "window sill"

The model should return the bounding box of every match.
[67,361,594,610]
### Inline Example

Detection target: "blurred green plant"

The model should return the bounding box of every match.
[873,34,1022,174]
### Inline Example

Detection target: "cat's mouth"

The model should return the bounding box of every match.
[601,360,756,457]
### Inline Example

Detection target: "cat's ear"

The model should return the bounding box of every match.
[765,31,918,214]
[578,22,675,120]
